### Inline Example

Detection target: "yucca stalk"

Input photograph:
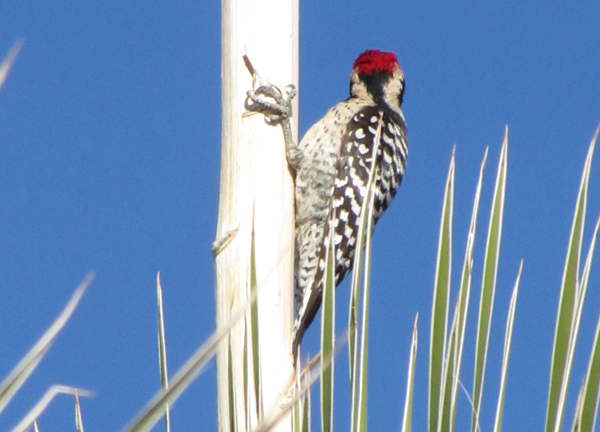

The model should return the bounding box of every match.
[216,0,298,430]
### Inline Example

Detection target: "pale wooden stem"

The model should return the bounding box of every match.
[216,0,298,430]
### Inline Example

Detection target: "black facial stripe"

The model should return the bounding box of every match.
[359,72,389,103]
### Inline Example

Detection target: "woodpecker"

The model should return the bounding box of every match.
[246,49,408,355]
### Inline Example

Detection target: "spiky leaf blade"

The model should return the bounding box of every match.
[493,261,523,432]
[401,315,419,432]
[429,149,455,432]
[472,129,508,431]
[546,127,597,432]
[321,231,336,432]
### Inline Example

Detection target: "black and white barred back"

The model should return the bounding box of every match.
[291,50,408,354]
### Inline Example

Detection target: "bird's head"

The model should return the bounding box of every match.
[350,49,405,110]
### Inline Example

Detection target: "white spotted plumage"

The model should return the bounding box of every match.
[289,49,409,353]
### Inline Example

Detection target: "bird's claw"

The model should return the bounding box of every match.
[245,83,296,125]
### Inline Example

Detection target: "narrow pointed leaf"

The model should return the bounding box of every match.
[75,392,85,432]
[250,229,262,421]
[122,277,261,432]
[546,127,597,432]
[472,129,508,431]
[429,148,455,432]
[440,301,460,432]
[349,216,366,429]
[0,274,93,415]
[493,261,523,432]
[156,273,171,432]
[577,325,600,432]
[351,115,384,432]
[292,370,301,432]
[449,148,488,429]
[349,222,365,385]
[571,382,586,432]
[401,315,419,432]
[573,213,600,432]
[321,231,336,432]
[356,178,377,432]
[293,364,312,432]
[302,367,312,432]
[350,112,383,432]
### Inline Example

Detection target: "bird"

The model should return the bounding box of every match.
[246,49,408,355]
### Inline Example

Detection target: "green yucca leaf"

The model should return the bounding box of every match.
[293,365,311,432]
[440,306,459,432]
[348,112,384,432]
[355,170,377,432]
[401,315,419,432]
[348,256,362,385]
[435,148,488,432]
[472,128,508,432]
[571,212,600,432]
[302,368,311,432]
[321,231,336,432]
[349,228,364,387]
[572,382,586,432]
[250,228,262,421]
[349,147,377,388]
[449,148,488,429]
[349,211,366,429]
[0,274,93,416]
[293,370,301,432]
[569,132,600,432]
[350,113,383,432]
[156,273,171,432]
[493,260,523,432]
[429,148,455,432]
[546,127,597,432]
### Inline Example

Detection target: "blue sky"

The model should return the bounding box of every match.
[1,1,600,431]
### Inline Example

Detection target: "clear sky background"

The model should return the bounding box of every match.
[1,1,600,431]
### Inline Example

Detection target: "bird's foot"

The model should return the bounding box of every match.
[245,83,296,125]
